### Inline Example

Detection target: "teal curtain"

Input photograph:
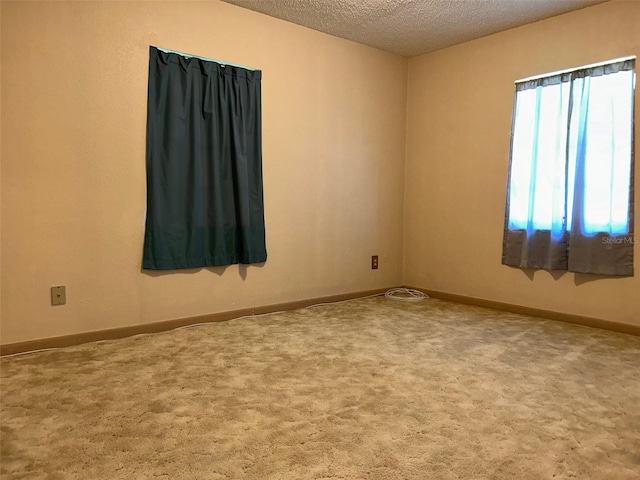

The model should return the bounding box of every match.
[503,59,635,276]
[143,46,266,270]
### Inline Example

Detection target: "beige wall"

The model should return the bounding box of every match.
[404,0,640,326]
[0,1,407,345]
[3,0,639,346]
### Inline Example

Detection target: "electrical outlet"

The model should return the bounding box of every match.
[371,255,379,270]
[51,286,66,306]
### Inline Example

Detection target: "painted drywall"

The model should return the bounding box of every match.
[0,1,407,345]
[404,0,640,326]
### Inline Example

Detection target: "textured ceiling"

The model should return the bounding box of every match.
[221,0,608,57]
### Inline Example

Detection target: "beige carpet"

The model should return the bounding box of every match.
[1,297,639,479]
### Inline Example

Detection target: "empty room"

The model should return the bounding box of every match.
[1,0,639,478]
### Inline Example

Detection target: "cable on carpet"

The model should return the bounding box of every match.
[1,290,427,358]
[384,288,429,302]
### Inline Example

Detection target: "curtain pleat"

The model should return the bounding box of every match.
[143,46,266,270]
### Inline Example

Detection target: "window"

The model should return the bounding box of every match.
[502,57,635,276]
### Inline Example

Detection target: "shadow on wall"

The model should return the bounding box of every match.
[512,266,628,286]
[140,263,266,281]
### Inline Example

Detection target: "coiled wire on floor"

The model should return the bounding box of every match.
[384,288,429,302]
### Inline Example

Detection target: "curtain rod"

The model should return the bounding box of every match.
[516,55,635,83]
[155,46,257,71]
